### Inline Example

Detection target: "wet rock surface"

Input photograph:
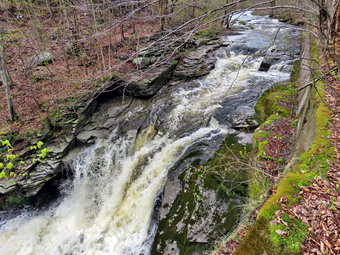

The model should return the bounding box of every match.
[174,44,221,79]
[0,11,301,255]
[152,133,249,255]
[0,149,68,199]
[151,13,301,255]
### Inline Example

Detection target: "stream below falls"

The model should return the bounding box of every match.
[0,11,301,255]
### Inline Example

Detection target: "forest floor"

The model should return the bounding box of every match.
[0,7,155,138]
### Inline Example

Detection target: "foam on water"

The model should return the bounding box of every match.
[0,11,300,255]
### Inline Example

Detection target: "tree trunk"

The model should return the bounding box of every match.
[160,0,169,30]
[334,2,340,74]
[0,43,17,121]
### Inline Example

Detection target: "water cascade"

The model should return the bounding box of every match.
[0,12,300,255]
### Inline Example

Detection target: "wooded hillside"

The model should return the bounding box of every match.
[0,0,338,136]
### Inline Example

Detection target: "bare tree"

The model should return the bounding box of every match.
[0,0,338,125]
[0,30,17,122]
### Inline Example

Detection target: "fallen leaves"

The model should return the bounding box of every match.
[218,240,239,255]
[259,117,297,182]
[297,170,340,255]
[298,63,340,255]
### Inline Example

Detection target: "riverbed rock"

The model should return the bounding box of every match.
[259,57,283,72]
[152,166,246,255]
[174,44,220,79]
[17,160,61,197]
[137,37,195,58]
[229,105,260,129]
[106,62,177,98]
[259,61,271,71]
[152,132,249,255]
[0,137,74,200]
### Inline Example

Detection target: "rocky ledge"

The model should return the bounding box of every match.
[0,35,224,207]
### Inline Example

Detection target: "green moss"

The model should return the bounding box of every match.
[255,61,300,123]
[233,213,308,255]
[7,193,25,206]
[153,135,250,254]
[248,60,301,201]
[152,169,206,254]
[195,28,221,39]
[255,84,293,122]
[290,60,301,85]
[0,193,27,210]
[233,217,279,255]
[153,167,245,254]
[297,96,335,177]
[253,130,272,140]
[241,79,333,255]
[248,173,270,201]
[234,51,335,254]
[258,171,313,219]
[256,140,269,158]
[269,213,309,254]
[290,119,298,128]
[237,163,312,255]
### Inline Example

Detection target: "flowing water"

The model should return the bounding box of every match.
[0,12,300,255]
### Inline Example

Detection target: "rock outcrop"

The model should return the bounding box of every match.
[106,62,177,98]
[0,142,69,198]
[174,44,220,79]
[0,36,220,203]
[28,51,55,66]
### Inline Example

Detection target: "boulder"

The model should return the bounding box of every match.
[152,165,246,255]
[229,105,260,129]
[0,138,74,200]
[259,57,282,72]
[174,44,220,79]
[258,61,271,71]
[106,62,177,98]
[132,57,151,68]
[28,51,55,66]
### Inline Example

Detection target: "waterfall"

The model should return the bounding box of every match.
[0,11,300,255]
[0,128,229,255]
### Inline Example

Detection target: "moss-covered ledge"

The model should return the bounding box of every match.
[233,71,335,255]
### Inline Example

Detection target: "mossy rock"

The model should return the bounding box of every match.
[255,60,300,122]
[233,217,279,255]
[255,84,293,122]
[235,57,334,255]
[153,135,250,254]
[194,28,221,39]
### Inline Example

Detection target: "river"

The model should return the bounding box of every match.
[0,11,300,255]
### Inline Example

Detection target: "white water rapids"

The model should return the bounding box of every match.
[0,12,299,255]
